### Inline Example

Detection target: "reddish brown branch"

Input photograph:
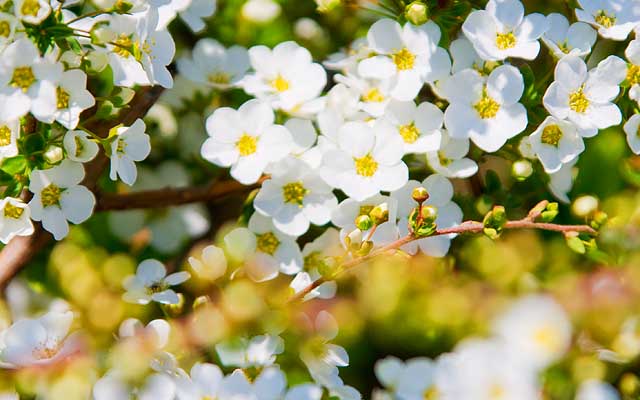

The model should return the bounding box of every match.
[288,219,598,303]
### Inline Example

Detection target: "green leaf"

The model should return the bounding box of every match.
[566,236,586,254]
[1,155,27,175]
[111,87,135,107]
[23,133,46,154]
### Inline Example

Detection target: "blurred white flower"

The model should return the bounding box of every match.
[575,380,620,400]
[216,334,284,368]
[178,39,249,89]
[122,259,190,305]
[241,0,281,23]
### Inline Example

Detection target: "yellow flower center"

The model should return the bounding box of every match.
[359,205,373,216]
[21,0,40,16]
[438,151,452,166]
[146,282,169,295]
[209,71,230,85]
[256,232,280,255]
[489,384,505,400]
[595,10,616,28]
[534,325,562,353]
[4,202,24,219]
[399,123,420,144]
[282,181,307,206]
[113,34,133,58]
[0,21,11,37]
[0,125,12,146]
[41,184,62,207]
[392,48,415,70]
[116,139,127,154]
[304,251,323,270]
[569,88,589,113]
[271,75,290,92]
[11,66,35,92]
[32,343,60,360]
[495,32,516,50]
[627,64,640,86]
[541,124,563,146]
[354,154,378,177]
[473,92,500,119]
[557,40,571,54]
[362,88,385,103]
[56,86,70,109]
[423,387,439,400]
[236,134,258,157]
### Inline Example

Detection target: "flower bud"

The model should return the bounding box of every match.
[405,1,428,25]
[370,203,389,225]
[483,205,507,239]
[162,293,185,316]
[540,202,559,222]
[345,229,362,251]
[572,195,598,218]
[314,0,340,12]
[44,145,63,164]
[512,159,533,181]
[590,210,608,230]
[411,186,429,203]
[357,240,374,256]
[420,205,438,225]
[355,215,373,231]
[193,295,210,310]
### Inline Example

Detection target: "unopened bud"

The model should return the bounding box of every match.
[591,210,608,230]
[314,0,340,12]
[540,202,559,222]
[512,159,533,181]
[420,205,438,224]
[346,229,362,251]
[572,195,598,218]
[193,295,210,309]
[405,1,428,25]
[355,215,373,231]
[412,186,429,203]
[44,145,63,164]
[162,293,185,316]
[370,203,389,225]
[483,205,507,239]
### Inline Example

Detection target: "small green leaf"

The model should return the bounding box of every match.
[23,133,46,154]
[566,235,586,254]
[1,155,27,175]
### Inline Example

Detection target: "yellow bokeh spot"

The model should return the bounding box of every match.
[392,48,415,70]
[236,133,258,157]
[282,181,307,206]
[495,32,516,50]
[541,124,563,146]
[569,88,589,113]
[354,154,378,177]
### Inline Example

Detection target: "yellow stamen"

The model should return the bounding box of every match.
[569,88,589,113]
[11,66,35,92]
[257,232,280,255]
[392,48,415,70]
[41,184,62,207]
[362,88,385,103]
[495,32,516,50]
[399,123,420,144]
[534,326,562,353]
[627,64,640,86]
[473,91,500,119]
[282,181,307,206]
[0,125,12,146]
[0,21,11,37]
[20,0,40,16]
[271,75,290,92]
[113,34,133,58]
[595,10,616,28]
[354,154,378,177]
[541,124,563,146]
[236,134,258,156]
[56,86,70,109]
[209,72,230,85]
[4,202,24,219]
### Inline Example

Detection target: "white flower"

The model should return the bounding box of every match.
[0,119,19,159]
[443,65,527,152]
[359,18,450,101]
[215,334,284,368]
[392,175,463,257]
[462,0,547,61]
[317,83,366,141]
[528,116,585,173]
[0,310,76,368]
[426,130,478,179]
[93,372,176,400]
[548,158,577,203]
[224,213,303,281]
[334,72,395,118]
[285,384,323,400]
[254,157,337,237]
[576,0,640,41]
[63,130,99,162]
[319,120,408,201]
[201,99,294,185]
[241,0,281,23]
[624,114,640,154]
[448,37,485,74]
[375,356,437,400]
[300,311,349,388]
[32,68,94,129]
[624,39,640,105]
[188,244,227,281]
[175,363,223,400]
[492,294,572,370]
[14,0,51,24]
[157,0,216,33]
[118,318,170,350]
[324,38,371,74]
[0,13,19,47]
[0,38,59,121]
[281,119,324,169]
[122,259,190,305]
[331,194,400,247]
[576,380,620,400]
[243,41,327,114]
[543,55,625,134]
[218,367,287,400]
[109,118,151,186]
[178,38,249,89]
[28,160,95,240]
[542,13,597,58]
[290,228,341,301]
[381,100,443,155]
[0,197,33,244]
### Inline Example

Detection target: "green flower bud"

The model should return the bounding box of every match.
[409,205,438,237]
[44,145,63,164]
[420,205,438,225]
[411,186,429,203]
[193,295,210,310]
[590,210,608,230]
[355,215,373,231]
[483,205,507,239]
[405,1,429,25]
[357,240,374,256]
[162,293,185,316]
[370,203,389,225]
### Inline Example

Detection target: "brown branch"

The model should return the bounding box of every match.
[95,177,264,211]
[0,86,165,290]
[288,218,598,303]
